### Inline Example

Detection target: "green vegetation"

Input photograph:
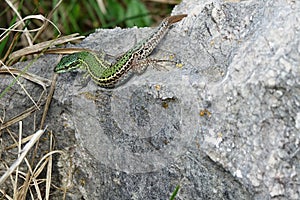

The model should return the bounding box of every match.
[170,185,180,200]
[0,0,176,61]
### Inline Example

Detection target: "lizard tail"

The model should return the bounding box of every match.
[165,14,187,25]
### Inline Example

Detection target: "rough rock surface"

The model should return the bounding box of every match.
[1,0,299,199]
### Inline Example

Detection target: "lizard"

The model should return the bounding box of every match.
[54,14,187,88]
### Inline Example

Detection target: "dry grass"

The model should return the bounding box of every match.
[0,0,78,199]
[0,65,71,199]
[0,0,178,199]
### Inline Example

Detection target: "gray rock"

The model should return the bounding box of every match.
[1,0,299,199]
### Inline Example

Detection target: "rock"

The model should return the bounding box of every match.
[1,0,299,199]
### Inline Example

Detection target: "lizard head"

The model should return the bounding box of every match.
[54,52,89,73]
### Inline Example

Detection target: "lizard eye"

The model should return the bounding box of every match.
[66,60,81,70]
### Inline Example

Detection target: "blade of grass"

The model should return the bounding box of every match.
[33,0,63,42]
[0,67,52,90]
[8,33,84,62]
[1,65,40,108]
[0,128,46,185]
[170,185,180,200]
[88,0,105,26]
[5,0,33,46]
[40,73,57,129]
[45,133,54,200]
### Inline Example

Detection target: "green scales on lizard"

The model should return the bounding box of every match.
[54,14,187,88]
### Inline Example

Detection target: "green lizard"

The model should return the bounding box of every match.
[54,14,187,88]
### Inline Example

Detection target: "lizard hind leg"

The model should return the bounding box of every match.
[132,58,176,74]
[150,59,177,71]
